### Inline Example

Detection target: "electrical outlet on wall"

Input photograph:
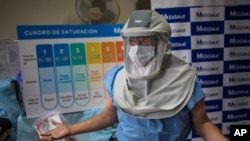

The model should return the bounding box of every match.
[4,41,20,68]
[0,40,20,78]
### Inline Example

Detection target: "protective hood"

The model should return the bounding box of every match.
[121,10,171,42]
[113,10,197,119]
[122,10,172,80]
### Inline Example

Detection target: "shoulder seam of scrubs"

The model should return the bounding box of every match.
[111,65,124,94]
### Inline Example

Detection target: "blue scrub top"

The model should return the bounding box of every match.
[104,66,205,141]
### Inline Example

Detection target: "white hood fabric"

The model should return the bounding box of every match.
[114,10,196,119]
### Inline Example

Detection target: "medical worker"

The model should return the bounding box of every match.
[41,10,228,141]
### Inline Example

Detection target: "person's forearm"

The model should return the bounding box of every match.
[191,100,229,141]
[196,121,229,141]
[68,113,116,136]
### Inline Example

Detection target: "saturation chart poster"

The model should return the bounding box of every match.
[17,24,124,118]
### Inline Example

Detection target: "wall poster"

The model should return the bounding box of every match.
[17,24,124,118]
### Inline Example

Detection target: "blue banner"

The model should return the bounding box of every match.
[17,24,124,40]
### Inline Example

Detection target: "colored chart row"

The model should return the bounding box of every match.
[36,41,124,110]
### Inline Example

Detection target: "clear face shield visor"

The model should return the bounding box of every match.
[127,35,159,46]
[123,35,160,67]
[122,35,168,79]
[123,35,160,56]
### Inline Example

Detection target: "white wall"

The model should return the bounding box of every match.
[0,0,137,78]
[0,0,137,39]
